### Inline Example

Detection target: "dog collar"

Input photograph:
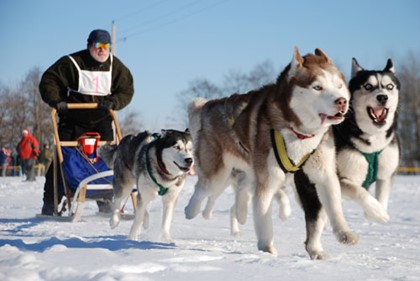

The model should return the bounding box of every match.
[145,136,169,196]
[271,129,311,173]
[157,157,170,175]
[289,126,314,139]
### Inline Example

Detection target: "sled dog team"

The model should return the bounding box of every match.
[99,47,400,260]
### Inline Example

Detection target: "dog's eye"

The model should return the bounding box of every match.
[175,145,181,150]
[386,84,394,90]
[313,85,323,91]
[363,83,373,91]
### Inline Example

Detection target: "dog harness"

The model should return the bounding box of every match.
[145,135,169,196]
[361,150,383,189]
[270,129,312,173]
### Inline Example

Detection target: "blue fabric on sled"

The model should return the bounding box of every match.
[61,147,113,197]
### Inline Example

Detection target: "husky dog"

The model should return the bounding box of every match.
[99,129,193,242]
[184,47,358,258]
[293,58,400,258]
[336,58,400,220]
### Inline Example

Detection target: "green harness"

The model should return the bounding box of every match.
[145,136,169,196]
[361,150,383,189]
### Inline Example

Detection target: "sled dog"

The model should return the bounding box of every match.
[336,58,400,220]
[99,129,193,242]
[184,47,358,259]
[293,58,400,258]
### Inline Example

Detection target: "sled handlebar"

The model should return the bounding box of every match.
[67,103,99,109]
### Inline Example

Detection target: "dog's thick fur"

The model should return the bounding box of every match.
[336,58,400,220]
[99,129,193,242]
[184,48,358,259]
[293,58,400,258]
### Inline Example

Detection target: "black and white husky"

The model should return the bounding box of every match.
[99,129,193,242]
[294,58,400,258]
[334,58,400,221]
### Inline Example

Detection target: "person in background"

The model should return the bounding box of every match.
[17,129,40,181]
[0,146,11,177]
[38,144,52,176]
[39,29,134,215]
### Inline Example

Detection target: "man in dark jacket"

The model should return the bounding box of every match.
[39,29,135,215]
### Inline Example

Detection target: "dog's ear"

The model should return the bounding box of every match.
[314,48,332,64]
[351,58,364,78]
[384,59,395,73]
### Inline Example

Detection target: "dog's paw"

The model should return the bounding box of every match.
[184,203,200,220]
[231,229,241,237]
[363,197,390,224]
[308,250,327,260]
[202,209,213,220]
[279,202,291,221]
[257,243,278,256]
[128,233,138,241]
[334,230,359,245]
[109,212,120,229]
[162,232,173,243]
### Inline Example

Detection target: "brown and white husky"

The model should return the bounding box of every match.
[184,48,358,259]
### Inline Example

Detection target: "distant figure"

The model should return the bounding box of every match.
[0,146,11,177]
[38,144,53,176]
[17,129,40,181]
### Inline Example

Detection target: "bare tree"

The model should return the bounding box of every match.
[174,60,278,128]
[397,51,420,167]
[173,78,222,127]
[117,110,144,136]
[222,60,277,95]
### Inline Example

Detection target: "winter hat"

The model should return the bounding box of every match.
[87,29,111,44]
[22,129,29,135]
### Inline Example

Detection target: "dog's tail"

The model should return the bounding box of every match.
[97,144,118,169]
[188,97,207,137]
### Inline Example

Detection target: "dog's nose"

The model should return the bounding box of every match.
[185,158,193,166]
[377,94,388,106]
[335,97,347,113]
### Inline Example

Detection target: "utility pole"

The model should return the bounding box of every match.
[111,21,117,56]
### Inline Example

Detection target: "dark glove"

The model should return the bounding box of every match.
[98,100,115,111]
[55,101,68,113]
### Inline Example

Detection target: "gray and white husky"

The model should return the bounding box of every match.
[185,48,358,259]
[293,58,400,258]
[99,129,193,242]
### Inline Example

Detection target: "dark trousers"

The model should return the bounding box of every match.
[21,158,36,181]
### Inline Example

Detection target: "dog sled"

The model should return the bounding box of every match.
[36,103,135,222]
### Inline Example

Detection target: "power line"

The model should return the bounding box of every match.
[120,0,230,40]
[119,0,205,36]
[113,0,170,22]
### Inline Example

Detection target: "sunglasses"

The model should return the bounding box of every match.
[93,42,110,49]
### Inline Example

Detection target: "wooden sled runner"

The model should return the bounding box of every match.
[36,103,135,222]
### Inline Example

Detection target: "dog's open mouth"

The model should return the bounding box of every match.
[367,106,388,126]
[319,112,345,124]
[174,162,191,173]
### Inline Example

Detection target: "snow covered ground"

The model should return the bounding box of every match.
[1,174,419,281]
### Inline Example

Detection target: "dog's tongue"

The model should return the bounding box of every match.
[319,113,328,124]
[371,108,387,121]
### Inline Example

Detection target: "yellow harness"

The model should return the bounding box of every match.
[227,112,310,173]
[270,129,311,173]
